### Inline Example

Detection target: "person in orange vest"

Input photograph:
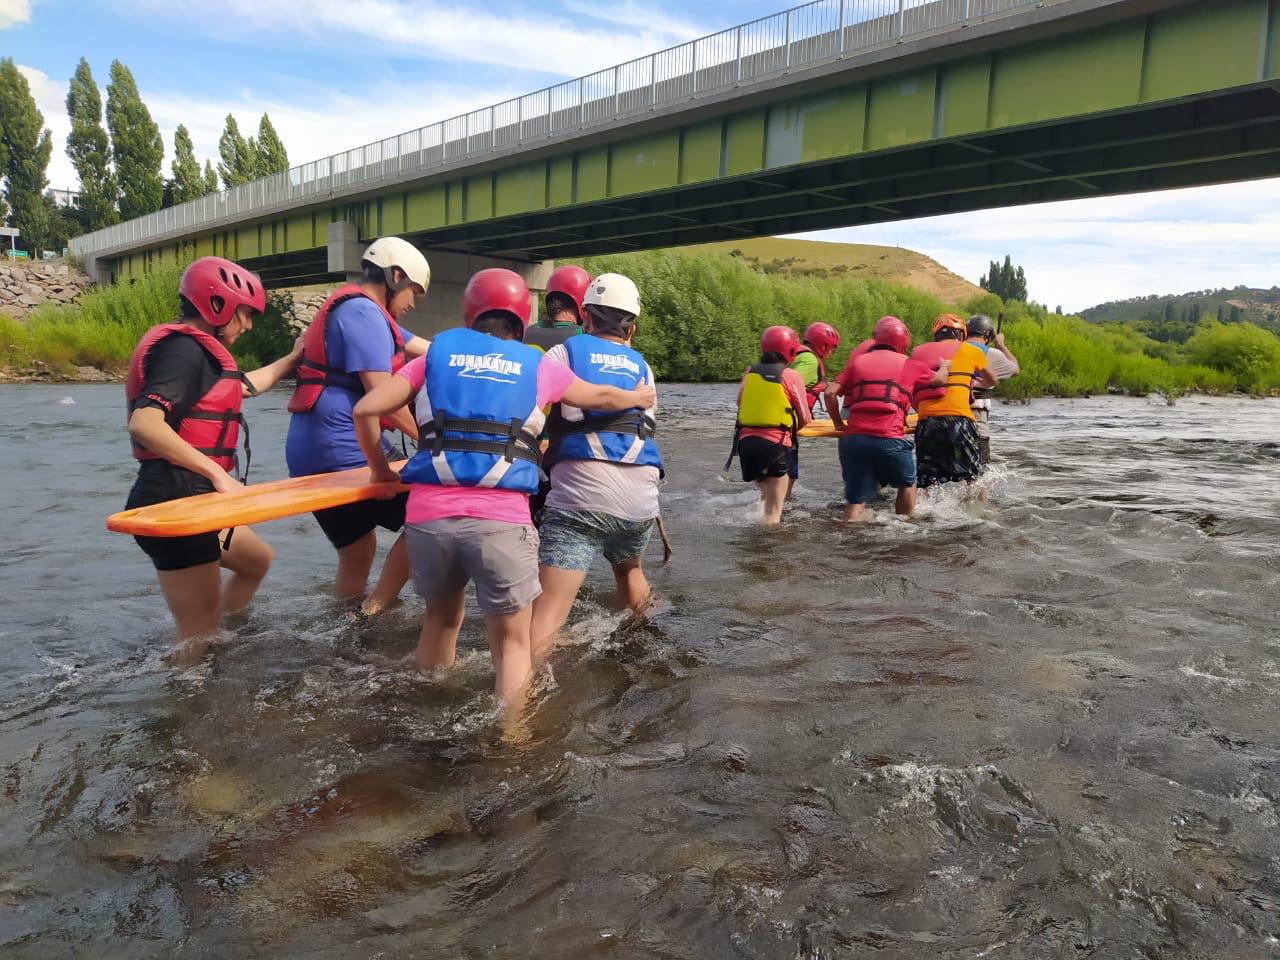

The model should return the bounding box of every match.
[909,314,998,490]
[825,316,948,521]
[285,237,432,614]
[123,256,303,660]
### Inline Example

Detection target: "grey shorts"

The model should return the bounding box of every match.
[538,508,654,571]
[405,518,541,615]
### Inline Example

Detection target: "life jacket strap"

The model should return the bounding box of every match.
[423,411,542,465]
[848,378,912,405]
[554,411,655,440]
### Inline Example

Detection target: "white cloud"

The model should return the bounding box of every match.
[798,179,1280,311]
[0,0,30,29]
[122,0,707,77]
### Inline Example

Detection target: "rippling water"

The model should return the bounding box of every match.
[2,384,1279,958]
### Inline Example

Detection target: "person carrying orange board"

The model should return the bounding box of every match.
[352,269,654,704]
[525,264,590,353]
[123,257,303,660]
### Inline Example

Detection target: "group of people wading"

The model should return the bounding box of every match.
[123,242,1017,701]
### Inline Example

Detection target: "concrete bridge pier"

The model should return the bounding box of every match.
[327,222,553,338]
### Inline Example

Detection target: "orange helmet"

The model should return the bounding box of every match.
[931,313,968,340]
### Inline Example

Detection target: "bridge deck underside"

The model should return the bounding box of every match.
[243,84,1280,288]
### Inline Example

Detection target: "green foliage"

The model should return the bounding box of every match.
[231,290,298,370]
[43,194,82,252]
[255,114,288,175]
[217,115,258,187]
[1185,321,1280,394]
[980,254,1028,302]
[0,58,53,252]
[202,160,218,195]
[106,60,164,220]
[170,124,213,204]
[65,58,118,231]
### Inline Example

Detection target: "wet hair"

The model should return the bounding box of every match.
[759,350,786,365]
[178,294,202,320]
[472,311,523,341]
[585,303,635,337]
[934,327,965,341]
[544,292,579,325]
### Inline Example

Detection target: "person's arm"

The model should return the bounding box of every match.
[992,333,1019,376]
[242,335,304,396]
[127,407,240,493]
[560,377,655,412]
[824,381,845,432]
[973,365,998,389]
[403,334,431,358]
[928,359,951,388]
[353,374,417,484]
[357,370,418,440]
[783,370,812,427]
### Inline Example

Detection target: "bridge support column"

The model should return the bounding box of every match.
[399,251,553,339]
[326,221,365,282]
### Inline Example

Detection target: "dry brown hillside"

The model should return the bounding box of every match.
[689,237,983,303]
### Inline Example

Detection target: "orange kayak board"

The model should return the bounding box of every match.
[797,413,917,438]
[107,461,409,538]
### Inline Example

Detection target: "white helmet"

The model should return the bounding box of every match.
[584,272,641,318]
[362,237,430,295]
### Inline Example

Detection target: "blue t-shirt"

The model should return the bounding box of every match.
[285,298,413,476]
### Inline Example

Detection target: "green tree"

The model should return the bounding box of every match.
[202,160,218,195]
[255,113,288,175]
[1229,305,1243,324]
[43,193,83,252]
[0,59,53,253]
[217,114,259,187]
[65,58,118,231]
[169,123,210,204]
[980,254,1028,302]
[105,60,164,219]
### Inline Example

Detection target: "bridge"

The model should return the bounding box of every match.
[70,0,1280,330]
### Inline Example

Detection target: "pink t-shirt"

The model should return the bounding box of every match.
[396,352,577,525]
[735,365,812,447]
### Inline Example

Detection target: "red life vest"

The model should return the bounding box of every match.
[911,340,967,404]
[125,323,245,472]
[843,347,914,420]
[288,284,405,414]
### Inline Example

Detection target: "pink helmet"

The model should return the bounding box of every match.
[761,325,802,363]
[545,264,591,321]
[179,256,265,328]
[872,315,911,354]
[803,321,841,358]
[463,268,533,332]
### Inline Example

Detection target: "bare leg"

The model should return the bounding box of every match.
[361,533,409,615]
[895,486,918,516]
[530,564,588,661]
[156,562,222,651]
[486,605,534,703]
[219,527,273,614]
[843,502,868,522]
[413,588,465,672]
[785,477,796,502]
[611,557,652,613]
[334,531,377,600]
[757,476,788,525]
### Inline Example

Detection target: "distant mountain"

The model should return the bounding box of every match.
[1082,286,1280,332]
[687,237,985,303]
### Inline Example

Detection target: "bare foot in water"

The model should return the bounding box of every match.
[168,634,215,666]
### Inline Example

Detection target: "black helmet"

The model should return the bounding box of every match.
[967,314,995,340]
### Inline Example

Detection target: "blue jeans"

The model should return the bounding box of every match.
[838,434,916,504]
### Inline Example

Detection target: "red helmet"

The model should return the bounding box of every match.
[931,313,968,340]
[803,322,841,358]
[463,268,533,331]
[872,315,911,353]
[545,264,591,321]
[179,256,265,328]
[761,325,802,363]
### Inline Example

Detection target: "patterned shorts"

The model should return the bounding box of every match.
[915,415,983,489]
[538,508,655,571]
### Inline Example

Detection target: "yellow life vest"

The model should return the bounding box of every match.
[737,363,796,429]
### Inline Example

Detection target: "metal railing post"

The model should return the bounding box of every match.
[963,0,970,20]
[785,10,792,68]
[517,97,523,143]
[839,0,846,53]
[578,78,584,127]
[735,26,743,82]
[897,0,905,38]
[613,65,619,115]
[489,106,495,150]
[650,56,656,107]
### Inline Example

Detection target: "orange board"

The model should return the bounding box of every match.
[797,413,917,438]
[106,461,409,538]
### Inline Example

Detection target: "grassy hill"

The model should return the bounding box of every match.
[1083,286,1280,332]
[685,237,984,303]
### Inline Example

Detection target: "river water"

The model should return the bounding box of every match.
[2,384,1279,958]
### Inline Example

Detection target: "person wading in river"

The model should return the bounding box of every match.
[966,314,1020,469]
[352,268,655,704]
[910,314,998,491]
[785,321,841,500]
[123,256,303,660]
[285,237,432,615]
[524,264,590,354]
[530,273,662,661]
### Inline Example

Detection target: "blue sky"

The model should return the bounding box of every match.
[7,0,1279,311]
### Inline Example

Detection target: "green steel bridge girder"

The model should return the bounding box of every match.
[111,0,1280,287]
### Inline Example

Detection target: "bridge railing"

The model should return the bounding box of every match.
[71,0,1047,261]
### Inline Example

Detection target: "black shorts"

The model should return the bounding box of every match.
[915,416,983,489]
[313,493,409,550]
[738,435,792,482]
[126,462,222,572]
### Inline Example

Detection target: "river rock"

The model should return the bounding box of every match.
[0,259,94,318]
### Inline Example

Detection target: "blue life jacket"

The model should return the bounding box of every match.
[547,334,662,471]
[399,327,545,494]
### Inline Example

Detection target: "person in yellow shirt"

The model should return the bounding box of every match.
[909,314,998,489]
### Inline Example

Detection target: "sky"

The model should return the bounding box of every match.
[6,0,1278,312]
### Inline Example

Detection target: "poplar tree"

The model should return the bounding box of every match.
[65,58,118,230]
[202,160,219,194]
[217,115,259,187]
[0,59,53,252]
[106,60,164,219]
[169,124,206,203]
[255,113,289,175]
